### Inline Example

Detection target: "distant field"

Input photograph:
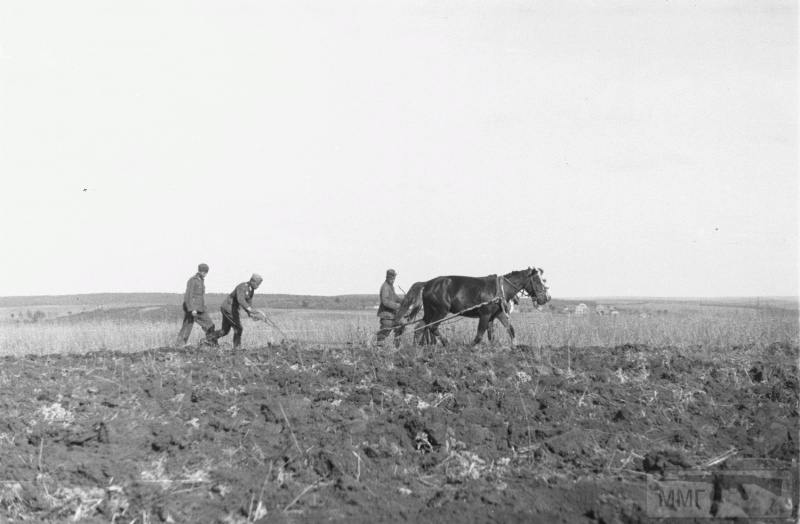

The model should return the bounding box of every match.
[0,297,797,356]
[0,292,379,312]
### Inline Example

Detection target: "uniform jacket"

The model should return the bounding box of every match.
[183,273,206,312]
[222,282,255,315]
[377,281,401,319]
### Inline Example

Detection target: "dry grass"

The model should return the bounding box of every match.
[0,320,175,355]
[517,308,799,350]
[0,304,796,356]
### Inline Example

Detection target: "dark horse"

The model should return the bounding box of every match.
[394,267,550,346]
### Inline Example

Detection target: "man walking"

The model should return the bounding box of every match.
[211,273,266,349]
[176,263,216,347]
[376,268,403,347]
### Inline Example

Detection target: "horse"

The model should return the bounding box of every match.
[395,283,522,344]
[394,267,550,346]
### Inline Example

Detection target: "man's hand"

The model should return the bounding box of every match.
[191,310,198,317]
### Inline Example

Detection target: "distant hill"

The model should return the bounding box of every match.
[0,293,795,313]
[0,293,380,311]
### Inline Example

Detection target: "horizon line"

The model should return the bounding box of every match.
[0,292,797,301]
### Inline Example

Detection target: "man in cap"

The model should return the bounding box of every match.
[176,263,216,347]
[210,273,266,350]
[376,269,404,347]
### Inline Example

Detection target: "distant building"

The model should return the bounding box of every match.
[574,303,588,316]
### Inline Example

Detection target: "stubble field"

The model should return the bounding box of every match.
[0,301,797,522]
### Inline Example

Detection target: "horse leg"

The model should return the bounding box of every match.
[495,312,516,347]
[422,302,448,346]
[414,320,436,346]
[423,318,448,346]
[413,320,430,345]
[415,318,441,346]
[473,315,490,345]
[425,327,437,345]
[433,325,448,346]
[487,307,506,343]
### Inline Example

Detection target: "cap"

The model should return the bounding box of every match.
[198,263,209,273]
[386,269,397,277]
[250,273,263,283]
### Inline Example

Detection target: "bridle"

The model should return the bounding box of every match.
[502,269,547,302]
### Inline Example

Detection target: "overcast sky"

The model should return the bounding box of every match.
[0,0,796,298]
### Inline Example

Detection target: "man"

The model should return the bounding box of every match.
[176,263,216,347]
[376,269,403,347]
[211,273,266,349]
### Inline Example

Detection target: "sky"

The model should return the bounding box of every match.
[0,0,796,298]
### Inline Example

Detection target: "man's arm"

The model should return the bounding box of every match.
[380,284,402,310]
[186,278,204,313]
[237,283,254,316]
[184,280,193,308]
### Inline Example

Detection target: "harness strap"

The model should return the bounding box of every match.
[497,276,509,314]
[410,298,499,332]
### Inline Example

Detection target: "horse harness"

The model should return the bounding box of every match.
[495,270,540,313]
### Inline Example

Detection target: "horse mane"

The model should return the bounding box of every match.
[503,268,531,280]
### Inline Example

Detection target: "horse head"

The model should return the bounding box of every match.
[524,267,550,306]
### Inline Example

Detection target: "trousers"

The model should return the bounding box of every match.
[376,317,403,347]
[213,308,244,348]
[177,304,215,345]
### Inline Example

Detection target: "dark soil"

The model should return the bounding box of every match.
[0,343,797,522]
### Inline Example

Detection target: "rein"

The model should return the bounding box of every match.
[410,298,501,333]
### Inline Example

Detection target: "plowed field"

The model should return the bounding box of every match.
[0,342,797,522]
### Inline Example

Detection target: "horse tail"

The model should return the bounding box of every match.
[395,281,426,323]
